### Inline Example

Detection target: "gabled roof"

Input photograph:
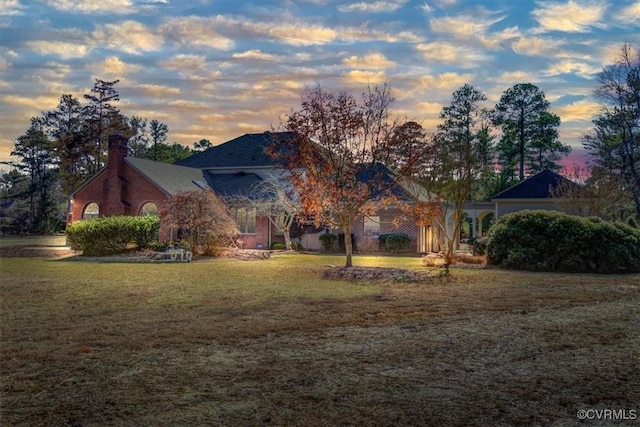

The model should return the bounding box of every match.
[175,132,296,168]
[203,171,263,199]
[125,157,205,195]
[492,169,579,200]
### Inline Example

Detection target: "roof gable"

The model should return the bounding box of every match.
[492,170,579,200]
[175,132,296,169]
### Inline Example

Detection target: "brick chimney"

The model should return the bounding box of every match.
[108,132,128,177]
[102,133,128,216]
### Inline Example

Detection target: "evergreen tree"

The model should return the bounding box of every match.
[492,83,569,181]
[83,79,122,173]
[148,119,169,160]
[10,120,61,233]
[44,94,87,195]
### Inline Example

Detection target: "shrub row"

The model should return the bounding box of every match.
[378,233,411,253]
[67,215,160,256]
[487,210,640,273]
[319,233,357,252]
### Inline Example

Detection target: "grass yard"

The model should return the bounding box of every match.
[1,251,639,426]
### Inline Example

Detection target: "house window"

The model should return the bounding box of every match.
[82,202,99,219]
[139,202,159,217]
[364,216,380,237]
[233,207,256,234]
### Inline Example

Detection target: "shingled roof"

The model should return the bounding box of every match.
[202,171,263,199]
[175,132,296,168]
[492,169,579,200]
[125,157,204,195]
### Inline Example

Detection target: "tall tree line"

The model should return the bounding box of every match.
[584,43,640,221]
[2,78,190,234]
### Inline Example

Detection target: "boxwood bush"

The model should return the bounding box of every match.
[67,215,160,256]
[318,233,338,252]
[487,210,640,273]
[378,233,411,253]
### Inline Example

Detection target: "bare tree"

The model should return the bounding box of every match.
[268,84,426,267]
[161,190,238,254]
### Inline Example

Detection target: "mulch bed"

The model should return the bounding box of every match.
[322,266,439,283]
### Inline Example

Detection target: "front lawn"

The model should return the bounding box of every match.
[1,254,638,426]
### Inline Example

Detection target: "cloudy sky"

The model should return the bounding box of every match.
[1,0,639,168]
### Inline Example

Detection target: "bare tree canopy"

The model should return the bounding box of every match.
[267,84,428,267]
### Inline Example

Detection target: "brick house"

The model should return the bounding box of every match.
[68,132,578,253]
[68,132,294,248]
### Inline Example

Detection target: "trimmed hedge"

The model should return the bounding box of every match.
[67,215,160,256]
[319,233,338,252]
[378,233,411,253]
[487,210,640,273]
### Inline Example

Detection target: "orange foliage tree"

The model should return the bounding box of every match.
[161,189,238,253]
[267,84,430,267]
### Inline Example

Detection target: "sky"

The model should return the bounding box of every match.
[1,0,639,169]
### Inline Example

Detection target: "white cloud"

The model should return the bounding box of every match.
[89,56,140,78]
[615,1,640,24]
[93,20,163,54]
[338,0,409,13]
[214,15,338,46]
[0,0,25,16]
[161,16,235,50]
[137,83,180,97]
[512,36,562,56]
[2,94,61,111]
[26,40,90,58]
[429,12,505,40]
[417,42,488,67]
[554,99,600,122]
[532,0,607,33]
[343,52,396,69]
[160,54,208,71]
[543,59,600,78]
[343,70,387,85]
[486,71,539,86]
[428,10,517,49]
[417,72,474,91]
[46,0,136,15]
[232,49,278,62]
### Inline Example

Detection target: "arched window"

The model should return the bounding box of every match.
[83,202,99,220]
[139,202,159,217]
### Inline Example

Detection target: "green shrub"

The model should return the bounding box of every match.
[377,233,394,251]
[67,215,160,256]
[318,233,338,252]
[290,241,304,251]
[270,241,285,250]
[487,210,640,273]
[378,233,411,253]
[470,236,488,256]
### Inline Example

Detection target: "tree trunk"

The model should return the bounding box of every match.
[343,226,353,268]
[283,229,292,250]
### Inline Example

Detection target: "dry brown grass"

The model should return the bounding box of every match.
[1,251,639,426]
